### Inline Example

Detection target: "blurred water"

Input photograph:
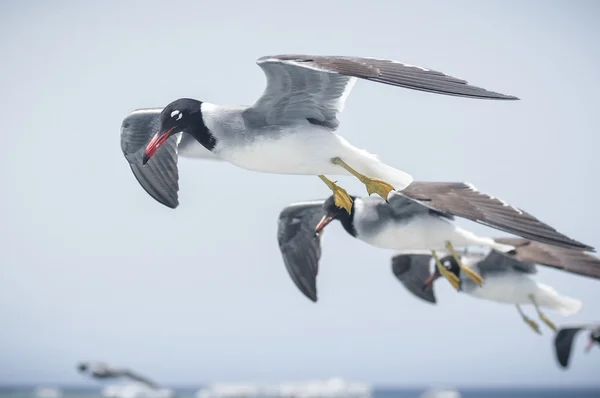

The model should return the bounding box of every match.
[1,388,600,398]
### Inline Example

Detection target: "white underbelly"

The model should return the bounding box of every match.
[216,128,356,175]
[361,216,476,251]
[469,274,537,304]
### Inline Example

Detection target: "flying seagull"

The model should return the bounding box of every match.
[410,249,586,334]
[277,182,595,298]
[126,54,518,212]
[553,324,600,368]
[393,238,600,309]
[76,361,159,389]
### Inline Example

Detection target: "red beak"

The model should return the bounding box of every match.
[585,338,595,353]
[315,215,333,234]
[422,272,440,291]
[143,128,174,165]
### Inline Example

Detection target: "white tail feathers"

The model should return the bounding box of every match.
[536,284,583,316]
[337,137,413,193]
[366,161,414,194]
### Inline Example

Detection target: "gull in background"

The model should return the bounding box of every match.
[123,54,518,212]
[278,182,594,295]
[400,248,593,334]
[77,361,159,389]
[553,323,600,368]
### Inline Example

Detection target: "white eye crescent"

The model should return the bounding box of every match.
[171,110,182,121]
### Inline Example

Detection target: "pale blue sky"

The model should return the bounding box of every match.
[0,0,599,388]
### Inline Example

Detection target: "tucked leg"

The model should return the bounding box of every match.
[529,294,557,332]
[516,304,542,335]
[431,250,461,291]
[318,175,353,214]
[330,157,395,201]
[445,241,484,287]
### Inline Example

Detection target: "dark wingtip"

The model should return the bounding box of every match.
[305,290,318,302]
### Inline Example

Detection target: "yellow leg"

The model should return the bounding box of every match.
[318,175,353,214]
[445,242,484,287]
[530,294,557,332]
[431,250,461,291]
[516,304,542,335]
[330,157,396,201]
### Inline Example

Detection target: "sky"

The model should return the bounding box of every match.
[0,0,599,389]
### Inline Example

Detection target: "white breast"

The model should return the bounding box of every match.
[356,211,471,251]
[216,127,354,175]
[468,273,537,304]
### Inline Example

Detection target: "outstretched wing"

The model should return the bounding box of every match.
[245,54,518,129]
[277,201,326,302]
[121,369,159,389]
[494,237,600,279]
[391,254,437,304]
[554,327,585,368]
[120,108,220,209]
[121,108,181,209]
[399,182,594,251]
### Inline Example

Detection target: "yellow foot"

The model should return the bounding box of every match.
[318,175,353,214]
[361,177,395,201]
[445,242,484,287]
[524,318,542,335]
[540,314,557,332]
[431,250,461,291]
[330,157,396,201]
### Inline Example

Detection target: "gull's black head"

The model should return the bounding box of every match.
[315,195,356,236]
[143,98,214,164]
[77,362,89,373]
[423,255,460,290]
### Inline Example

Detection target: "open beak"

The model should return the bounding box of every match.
[315,215,333,235]
[422,273,440,292]
[585,338,595,353]
[143,127,175,165]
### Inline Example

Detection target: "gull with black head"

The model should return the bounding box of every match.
[413,248,596,334]
[278,181,594,295]
[125,54,519,211]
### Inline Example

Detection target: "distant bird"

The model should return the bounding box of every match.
[123,54,518,211]
[77,361,159,389]
[554,324,600,368]
[400,246,594,334]
[277,182,594,299]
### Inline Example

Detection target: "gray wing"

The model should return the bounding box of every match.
[391,254,437,304]
[120,369,159,389]
[120,108,221,209]
[245,54,518,129]
[476,250,538,275]
[493,237,600,280]
[554,327,586,368]
[277,200,326,302]
[399,182,594,251]
[121,108,180,209]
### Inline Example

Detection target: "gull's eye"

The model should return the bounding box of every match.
[170,110,183,121]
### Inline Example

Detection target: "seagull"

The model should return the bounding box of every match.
[128,54,519,212]
[277,182,595,297]
[553,324,600,368]
[411,248,592,334]
[393,238,600,310]
[77,361,159,389]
